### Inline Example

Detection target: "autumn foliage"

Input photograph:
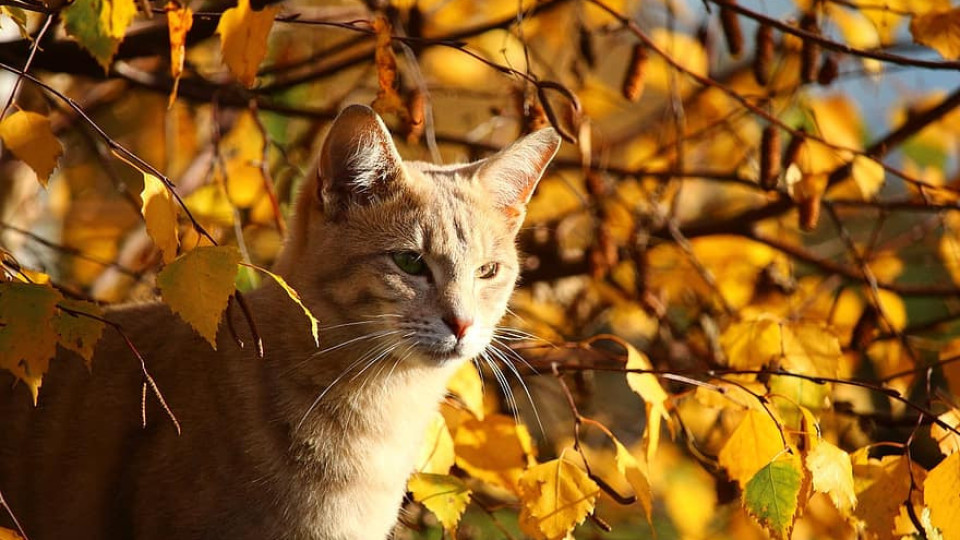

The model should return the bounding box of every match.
[3,0,960,538]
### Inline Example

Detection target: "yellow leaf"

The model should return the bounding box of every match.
[53,298,105,368]
[0,110,63,186]
[518,457,600,540]
[924,452,960,539]
[614,439,653,522]
[216,0,278,87]
[851,155,886,199]
[781,322,842,378]
[166,3,193,107]
[408,473,471,532]
[828,5,882,73]
[453,414,534,493]
[446,362,485,419]
[911,7,960,60]
[242,263,318,346]
[932,410,960,456]
[140,173,180,264]
[0,282,63,403]
[616,337,671,463]
[721,317,781,370]
[219,112,265,209]
[416,412,455,475]
[718,409,785,488]
[157,245,240,348]
[808,94,862,153]
[852,452,916,539]
[805,439,857,514]
[0,528,24,540]
[185,184,235,226]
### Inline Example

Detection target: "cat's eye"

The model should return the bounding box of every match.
[392,251,427,276]
[477,262,499,279]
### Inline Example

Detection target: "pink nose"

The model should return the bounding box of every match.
[443,316,473,340]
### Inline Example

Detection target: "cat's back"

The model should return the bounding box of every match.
[0,300,270,539]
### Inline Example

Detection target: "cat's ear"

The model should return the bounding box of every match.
[476,128,561,220]
[318,104,404,214]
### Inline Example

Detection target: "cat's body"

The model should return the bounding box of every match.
[0,105,560,539]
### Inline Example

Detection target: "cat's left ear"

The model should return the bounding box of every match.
[476,128,561,223]
[318,104,404,215]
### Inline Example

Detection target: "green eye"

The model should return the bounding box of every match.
[392,251,427,275]
[477,262,499,279]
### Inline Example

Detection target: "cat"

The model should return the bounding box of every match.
[0,104,560,540]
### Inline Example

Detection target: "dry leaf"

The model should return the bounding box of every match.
[166,3,193,107]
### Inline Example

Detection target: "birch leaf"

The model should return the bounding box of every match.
[617,336,671,463]
[931,409,960,456]
[415,412,455,475]
[408,473,471,532]
[157,245,240,348]
[62,0,137,71]
[446,362,485,419]
[718,409,785,488]
[924,452,960,539]
[911,8,960,60]
[614,439,653,522]
[0,282,62,403]
[216,0,279,87]
[243,263,318,346]
[53,298,105,368]
[140,173,179,264]
[805,439,857,514]
[518,457,600,540]
[0,111,63,186]
[743,453,803,540]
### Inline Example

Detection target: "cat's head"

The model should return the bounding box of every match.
[278,105,559,366]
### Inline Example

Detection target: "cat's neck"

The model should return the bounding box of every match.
[237,282,459,450]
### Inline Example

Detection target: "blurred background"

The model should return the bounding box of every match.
[2,0,960,537]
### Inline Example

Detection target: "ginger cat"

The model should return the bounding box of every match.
[0,105,560,539]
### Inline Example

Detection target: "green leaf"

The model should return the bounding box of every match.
[62,0,137,71]
[157,246,241,349]
[743,454,803,540]
[0,282,63,403]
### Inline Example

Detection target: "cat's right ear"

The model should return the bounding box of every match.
[317,104,404,215]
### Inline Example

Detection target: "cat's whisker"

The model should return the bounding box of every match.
[487,342,545,439]
[295,331,403,430]
[490,336,541,376]
[479,350,521,428]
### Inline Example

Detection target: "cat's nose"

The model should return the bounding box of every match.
[443,316,473,340]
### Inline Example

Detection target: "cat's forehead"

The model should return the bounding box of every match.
[352,162,515,258]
